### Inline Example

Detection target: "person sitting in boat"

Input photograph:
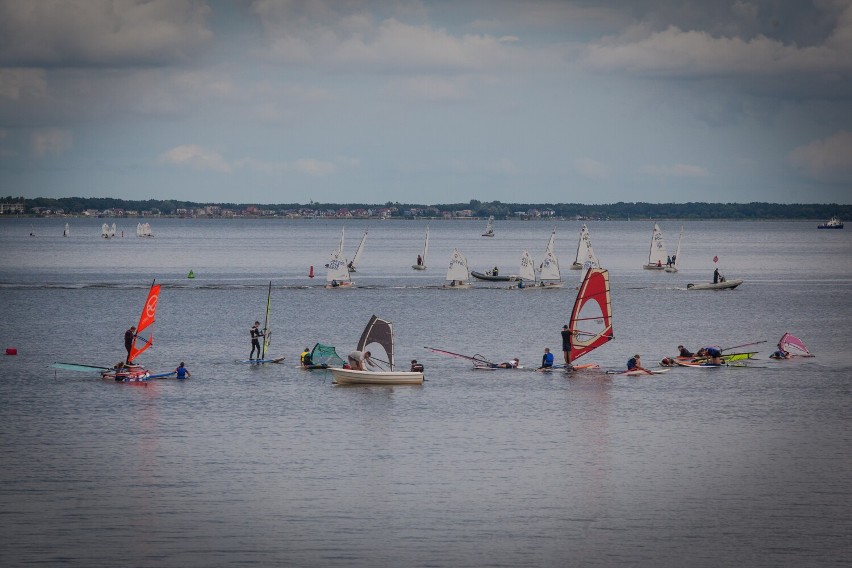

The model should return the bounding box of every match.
[410,359,424,372]
[490,266,499,276]
[416,254,423,266]
[347,350,376,371]
[703,347,723,365]
[657,260,662,267]
[677,345,694,357]
[666,255,672,267]
[517,279,525,289]
[627,354,652,374]
[331,279,339,287]
[300,347,313,367]
[539,348,554,369]
[174,362,191,379]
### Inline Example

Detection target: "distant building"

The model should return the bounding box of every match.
[0,203,25,214]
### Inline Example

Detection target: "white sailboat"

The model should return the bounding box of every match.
[412,225,429,270]
[109,223,117,239]
[326,248,355,288]
[330,315,424,385]
[482,216,495,237]
[101,223,110,238]
[642,223,667,269]
[444,248,471,288]
[571,224,599,270]
[665,226,683,273]
[63,223,70,237]
[513,250,537,288]
[539,249,564,288]
[348,229,367,272]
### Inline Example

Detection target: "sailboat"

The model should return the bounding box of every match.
[571,225,599,270]
[329,315,424,385]
[101,223,110,238]
[326,248,355,288]
[665,226,683,273]
[412,225,429,270]
[539,249,564,288]
[568,268,613,366]
[347,229,367,272]
[514,250,536,288]
[444,248,472,288]
[63,223,70,237]
[771,332,815,358]
[109,223,117,239]
[236,282,285,364]
[642,223,667,269]
[136,222,153,238]
[482,216,495,237]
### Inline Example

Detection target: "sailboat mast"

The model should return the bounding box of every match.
[261,281,272,359]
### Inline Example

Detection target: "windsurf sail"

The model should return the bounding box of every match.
[129,280,161,361]
[63,223,70,237]
[310,343,345,367]
[665,226,683,272]
[357,315,395,370]
[425,346,495,367]
[778,332,814,357]
[569,268,613,362]
[262,281,272,360]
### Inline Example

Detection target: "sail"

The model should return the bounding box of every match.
[422,226,429,265]
[357,315,395,370]
[102,223,109,237]
[482,216,494,236]
[647,223,667,266]
[326,248,351,283]
[310,343,345,367]
[350,230,367,271]
[446,248,470,282]
[136,223,143,237]
[519,250,536,282]
[129,281,161,361]
[569,268,613,362]
[540,250,561,281]
[778,333,813,357]
[63,223,70,237]
[545,230,556,257]
[666,226,683,272]
[262,281,272,359]
[338,227,345,253]
[110,223,117,237]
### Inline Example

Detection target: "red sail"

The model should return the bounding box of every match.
[569,268,613,362]
[129,282,160,361]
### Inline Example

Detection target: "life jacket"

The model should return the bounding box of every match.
[411,363,424,372]
[627,357,637,369]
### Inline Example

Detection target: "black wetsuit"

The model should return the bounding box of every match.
[250,326,264,359]
[124,329,134,362]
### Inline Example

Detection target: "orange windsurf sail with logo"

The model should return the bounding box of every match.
[129,281,161,361]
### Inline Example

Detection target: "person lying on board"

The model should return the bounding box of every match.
[627,354,653,374]
[539,348,554,369]
[677,345,694,357]
[492,358,519,369]
[770,348,790,359]
[660,357,677,366]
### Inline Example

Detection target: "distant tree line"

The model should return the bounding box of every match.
[2,195,849,220]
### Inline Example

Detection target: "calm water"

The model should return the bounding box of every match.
[1,218,851,567]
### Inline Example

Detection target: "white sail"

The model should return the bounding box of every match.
[572,225,598,270]
[326,248,351,283]
[519,250,536,282]
[63,223,70,237]
[349,230,367,271]
[338,227,345,253]
[644,223,667,269]
[482,216,494,237]
[136,222,143,237]
[109,223,117,238]
[545,230,556,257]
[412,225,429,270]
[540,250,562,282]
[143,222,152,237]
[101,223,110,238]
[445,248,470,285]
[665,226,683,273]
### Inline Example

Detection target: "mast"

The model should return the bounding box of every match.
[261,281,272,359]
[129,279,160,361]
[350,229,367,271]
[423,226,429,266]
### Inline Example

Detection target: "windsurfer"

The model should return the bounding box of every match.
[250,321,265,360]
[124,326,136,363]
[347,350,375,371]
[174,362,191,379]
[561,325,574,365]
[539,348,554,369]
[627,354,652,375]
[677,345,694,357]
[300,347,313,367]
[770,348,790,359]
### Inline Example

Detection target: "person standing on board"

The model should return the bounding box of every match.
[250,321,265,360]
[713,268,720,284]
[124,326,136,363]
[416,254,423,266]
[347,350,377,371]
[539,348,554,369]
[561,325,574,366]
[174,362,191,379]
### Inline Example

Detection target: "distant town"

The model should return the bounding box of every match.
[1,197,849,221]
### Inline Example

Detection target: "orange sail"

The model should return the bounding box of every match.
[129,281,161,361]
[569,268,613,362]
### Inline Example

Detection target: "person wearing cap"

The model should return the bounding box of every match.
[627,354,652,374]
[124,325,136,363]
[249,321,265,360]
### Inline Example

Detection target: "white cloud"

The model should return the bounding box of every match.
[575,157,609,179]
[0,0,212,66]
[31,129,72,158]
[161,145,232,173]
[789,130,852,181]
[640,164,709,178]
[384,76,473,102]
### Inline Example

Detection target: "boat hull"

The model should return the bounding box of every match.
[325,281,356,289]
[643,264,666,270]
[411,265,426,270]
[686,279,743,290]
[330,368,424,385]
[471,271,516,282]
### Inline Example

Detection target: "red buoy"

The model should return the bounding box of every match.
[308,265,314,278]
[6,348,17,355]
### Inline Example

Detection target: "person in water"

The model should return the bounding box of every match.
[347,350,376,371]
[561,325,574,366]
[677,345,694,357]
[174,362,191,379]
[410,359,424,372]
[124,326,136,363]
[627,354,652,374]
[249,321,265,360]
[539,348,554,369]
[660,357,676,366]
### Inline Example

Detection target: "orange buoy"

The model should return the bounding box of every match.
[6,348,17,355]
[308,265,314,278]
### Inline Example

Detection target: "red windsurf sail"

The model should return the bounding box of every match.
[778,332,813,357]
[569,268,613,362]
[129,281,161,361]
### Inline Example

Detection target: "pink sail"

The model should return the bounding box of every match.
[778,332,813,357]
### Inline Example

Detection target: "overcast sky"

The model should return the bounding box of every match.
[1,0,851,205]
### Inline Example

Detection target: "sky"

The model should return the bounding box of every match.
[1,0,851,205]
